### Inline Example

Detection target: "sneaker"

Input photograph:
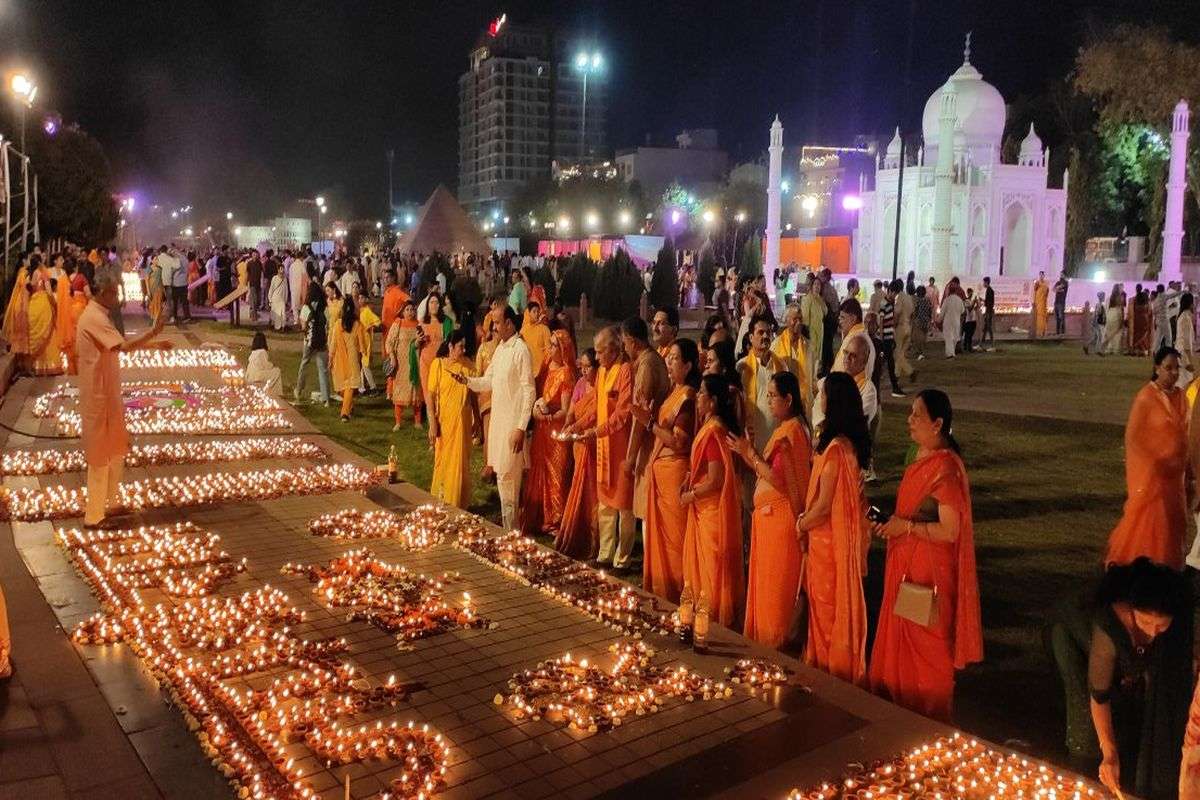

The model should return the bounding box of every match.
[917,354,925,361]
[891,390,907,398]
[392,423,401,432]
[340,415,350,423]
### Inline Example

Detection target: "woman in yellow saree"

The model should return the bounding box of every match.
[2,256,32,360]
[26,270,63,376]
[428,329,480,509]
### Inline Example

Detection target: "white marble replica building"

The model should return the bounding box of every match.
[854,40,1068,283]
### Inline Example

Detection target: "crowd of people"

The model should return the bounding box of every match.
[10,238,1200,798]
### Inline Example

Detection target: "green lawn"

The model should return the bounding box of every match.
[230,333,1148,766]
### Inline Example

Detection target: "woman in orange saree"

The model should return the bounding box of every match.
[797,371,870,685]
[869,389,983,722]
[634,338,700,602]
[521,328,576,535]
[1107,347,1189,570]
[679,374,744,652]
[63,269,91,375]
[418,292,452,411]
[730,370,812,649]
[555,349,600,559]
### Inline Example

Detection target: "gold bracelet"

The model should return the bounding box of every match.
[905,519,913,537]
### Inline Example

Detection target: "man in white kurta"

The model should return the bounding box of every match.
[465,306,535,530]
[288,254,308,326]
[77,270,169,527]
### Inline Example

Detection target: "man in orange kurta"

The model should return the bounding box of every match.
[1106,369,1190,570]
[77,271,169,528]
[589,326,635,570]
[621,317,670,522]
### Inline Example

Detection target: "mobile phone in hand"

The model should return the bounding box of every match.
[866,505,890,524]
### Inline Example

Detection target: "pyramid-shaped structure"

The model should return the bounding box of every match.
[397,185,490,255]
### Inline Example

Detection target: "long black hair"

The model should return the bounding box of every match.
[700,374,742,437]
[1097,557,1188,617]
[423,290,445,324]
[816,372,871,467]
[340,296,357,333]
[916,388,960,454]
[770,370,807,428]
[673,337,702,390]
[706,338,739,384]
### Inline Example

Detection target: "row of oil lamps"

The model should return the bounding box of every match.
[2,436,326,477]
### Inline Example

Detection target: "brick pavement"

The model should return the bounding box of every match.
[0,328,1086,800]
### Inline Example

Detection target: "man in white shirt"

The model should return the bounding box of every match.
[462,305,535,530]
[939,288,965,358]
[288,254,308,326]
[811,334,877,430]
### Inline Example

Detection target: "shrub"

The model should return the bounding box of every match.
[648,241,679,309]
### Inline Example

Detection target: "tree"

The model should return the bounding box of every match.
[696,246,717,303]
[648,241,678,309]
[1076,24,1200,222]
[593,249,642,321]
[27,125,118,245]
[738,235,762,279]
[558,252,597,306]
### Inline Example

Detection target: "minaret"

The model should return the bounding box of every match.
[765,115,783,296]
[1162,99,1189,283]
[930,84,957,282]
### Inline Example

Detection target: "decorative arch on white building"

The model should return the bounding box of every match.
[1002,201,1033,277]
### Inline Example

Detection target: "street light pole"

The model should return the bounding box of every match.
[575,52,603,160]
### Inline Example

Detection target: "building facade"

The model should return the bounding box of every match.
[614,129,729,202]
[854,45,1067,282]
[457,16,606,215]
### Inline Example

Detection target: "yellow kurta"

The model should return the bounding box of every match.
[771,328,811,415]
[522,322,551,378]
[358,305,381,368]
[329,321,368,392]
[429,356,477,508]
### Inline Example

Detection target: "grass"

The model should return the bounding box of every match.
[227,329,1147,766]
[865,341,1152,760]
[219,340,499,519]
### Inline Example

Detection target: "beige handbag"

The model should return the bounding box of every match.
[894,541,938,627]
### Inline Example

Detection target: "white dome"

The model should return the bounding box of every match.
[885,126,902,157]
[1018,123,1043,164]
[921,59,1006,153]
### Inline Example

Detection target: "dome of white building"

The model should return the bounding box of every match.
[921,47,1006,157]
[1018,123,1044,165]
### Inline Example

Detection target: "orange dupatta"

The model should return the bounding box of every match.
[1105,382,1189,570]
[744,417,812,648]
[868,448,981,721]
[642,385,694,601]
[683,418,744,628]
[803,437,868,685]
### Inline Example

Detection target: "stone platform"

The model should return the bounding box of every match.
[0,327,1097,800]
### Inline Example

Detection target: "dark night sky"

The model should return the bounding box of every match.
[4,0,1198,224]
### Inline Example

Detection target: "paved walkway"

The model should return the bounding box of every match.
[0,317,1095,799]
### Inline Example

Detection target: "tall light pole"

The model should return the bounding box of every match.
[574,51,603,159]
[8,73,37,153]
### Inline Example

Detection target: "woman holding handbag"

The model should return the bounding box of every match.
[729,370,811,649]
[868,389,983,722]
